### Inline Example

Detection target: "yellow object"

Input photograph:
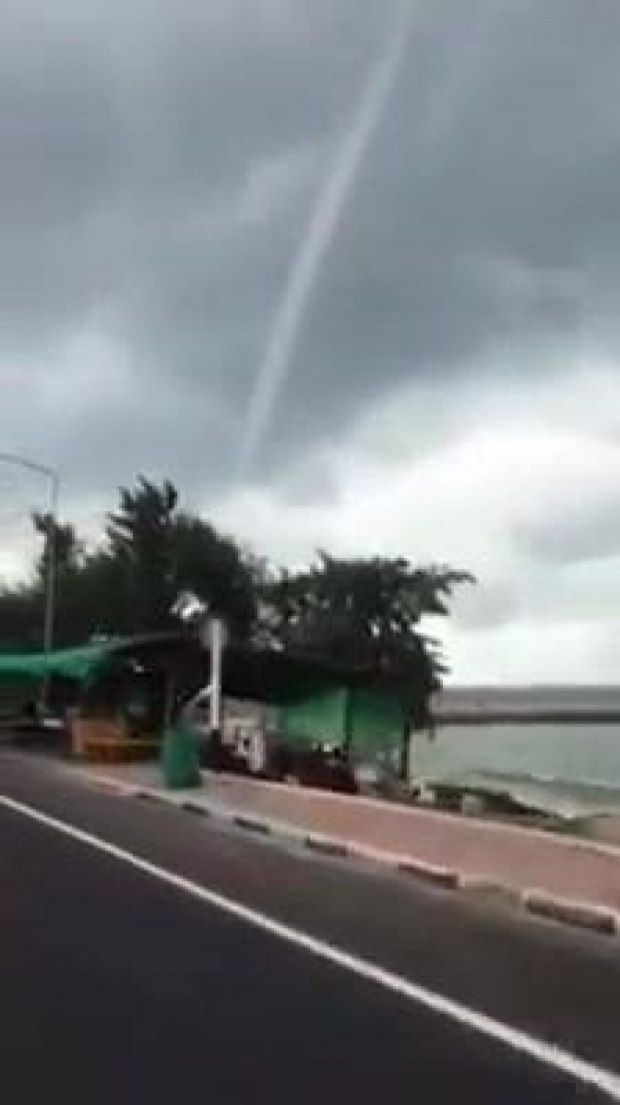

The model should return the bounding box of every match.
[70,716,159,763]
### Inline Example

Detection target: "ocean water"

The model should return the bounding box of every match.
[411,722,620,817]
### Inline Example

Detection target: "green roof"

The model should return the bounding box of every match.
[0,641,120,681]
[0,631,418,706]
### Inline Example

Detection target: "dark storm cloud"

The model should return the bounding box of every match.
[2,0,620,497]
[280,0,620,434]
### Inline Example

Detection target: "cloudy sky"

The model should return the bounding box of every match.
[2,0,620,684]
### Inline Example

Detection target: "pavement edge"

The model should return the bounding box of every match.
[85,773,620,941]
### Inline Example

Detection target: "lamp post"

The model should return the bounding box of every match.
[0,452,60,672]
[172,592,227,734]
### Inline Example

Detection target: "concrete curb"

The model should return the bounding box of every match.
[233,815,272,836]
[305,835,350,859]
[87,774,620,940]
[457,876,524,910]
[86,776,141,800]
[522,890,619,936]
[181,800,211,817]
[199,768,620,861]
[397,859,461,890]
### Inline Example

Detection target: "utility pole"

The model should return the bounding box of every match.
[0,453,60,705]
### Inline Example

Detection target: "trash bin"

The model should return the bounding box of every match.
[160,724,201,790]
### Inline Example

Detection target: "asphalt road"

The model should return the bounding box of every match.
[1,750,619,1104]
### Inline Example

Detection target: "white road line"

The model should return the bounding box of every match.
[1,792,619,1100]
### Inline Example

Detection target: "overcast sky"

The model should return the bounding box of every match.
[2,0,620,684]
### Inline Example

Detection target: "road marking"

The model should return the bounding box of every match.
[1,792,619,1100]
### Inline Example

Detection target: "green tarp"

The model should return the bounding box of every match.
[276,687,408,753]
[347,689,409,754]
[276,688,348,747]
[0,638,414,755]
[0,642,118,682]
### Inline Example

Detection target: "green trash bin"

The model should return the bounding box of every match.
[160,723,201,790]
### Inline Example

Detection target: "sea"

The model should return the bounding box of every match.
[411,722,620,818]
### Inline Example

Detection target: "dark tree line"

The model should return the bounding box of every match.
[0,476,475,723]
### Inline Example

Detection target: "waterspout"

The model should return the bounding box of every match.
[236,1,416,479]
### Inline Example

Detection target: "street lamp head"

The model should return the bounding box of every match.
[172,590,209,625]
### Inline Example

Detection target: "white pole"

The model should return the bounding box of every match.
[43,471,60,662]
[0,453,60,708]
[209,617,223,732]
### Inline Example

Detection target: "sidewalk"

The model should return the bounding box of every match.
[77,762,620,933]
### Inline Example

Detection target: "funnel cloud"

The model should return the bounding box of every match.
[236,1,415,477]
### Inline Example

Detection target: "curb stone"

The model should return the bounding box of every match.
[136,789,159,802]
[181,800,211,817]
[457,877,523,910]
[233,815,272,835]
[522,890,619,936]
[87,777,140,799]
[85,774,620,940]
[397,859,460,890]
[304,835,350,858]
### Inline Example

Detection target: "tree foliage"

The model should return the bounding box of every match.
[104,477,179,632]
[260,551,474,730]
[0,477,474,736]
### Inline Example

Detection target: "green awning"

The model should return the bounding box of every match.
[0,642,118,682]
[277,687,409,749]
[0,631,419,707]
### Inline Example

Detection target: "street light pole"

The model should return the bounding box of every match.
[0,453,60,672]
[42,468,60,663]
